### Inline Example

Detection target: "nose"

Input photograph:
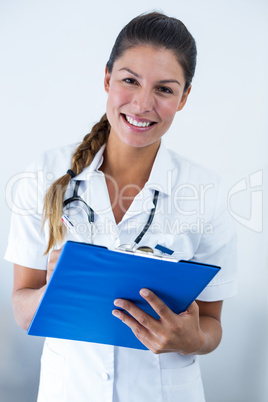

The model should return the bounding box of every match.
[131,88,155,113]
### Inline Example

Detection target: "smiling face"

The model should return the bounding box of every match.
[104,45,191,150]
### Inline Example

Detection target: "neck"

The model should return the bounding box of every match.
[101,138,160,187]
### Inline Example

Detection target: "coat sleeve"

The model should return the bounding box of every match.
[5,156,49,270]
[194,179,238,301]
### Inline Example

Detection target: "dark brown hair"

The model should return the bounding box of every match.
[107,12,197,92]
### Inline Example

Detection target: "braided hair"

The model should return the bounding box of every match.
[43,114,110,253]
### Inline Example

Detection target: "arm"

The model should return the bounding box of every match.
[112,289,222,355]
[196,299,222,355]
[12,249,61,330]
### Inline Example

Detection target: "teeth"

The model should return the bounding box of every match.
[125,115,151,127]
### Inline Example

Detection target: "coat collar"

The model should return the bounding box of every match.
[73,144,106,180]
[145,141,174,196]
[73,141,175,196]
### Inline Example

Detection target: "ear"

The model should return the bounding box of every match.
[104,66,111,94]
[177,85,192,112]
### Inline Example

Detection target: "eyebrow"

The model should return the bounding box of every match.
[118,67,181,87]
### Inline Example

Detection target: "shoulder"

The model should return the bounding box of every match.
[161,146,224,222]
[26,143,78,179]
[10,143,78,204]
[165,146,221,187]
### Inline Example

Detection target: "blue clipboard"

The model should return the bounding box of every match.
[28,241,220,350]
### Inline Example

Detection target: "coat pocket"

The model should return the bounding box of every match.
[160,357,206,402]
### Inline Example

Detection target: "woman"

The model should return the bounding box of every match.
[6,12,237,402]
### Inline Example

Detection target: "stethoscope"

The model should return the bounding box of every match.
[63,180,160,253]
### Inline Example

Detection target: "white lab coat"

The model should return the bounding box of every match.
[5,141,237,402]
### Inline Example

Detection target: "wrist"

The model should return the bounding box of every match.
[194,316,222,355]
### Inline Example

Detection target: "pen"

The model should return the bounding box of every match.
[61,215,86,243]
[61,215,74,230]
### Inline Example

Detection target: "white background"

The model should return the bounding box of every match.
[0,0,267,401]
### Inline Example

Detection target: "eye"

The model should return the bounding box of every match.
[158,86,173,94]
[123,77,138,85]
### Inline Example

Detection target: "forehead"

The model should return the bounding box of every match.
[113,45,184,80]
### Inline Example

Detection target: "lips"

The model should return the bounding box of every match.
[122,114,157,128]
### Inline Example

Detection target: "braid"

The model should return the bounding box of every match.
[42,113,110,253]
[71,114,110,176]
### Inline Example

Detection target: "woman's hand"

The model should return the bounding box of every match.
[112,289,222,355]
[46,248,62,283]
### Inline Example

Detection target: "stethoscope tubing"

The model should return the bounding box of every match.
[63,180,159,248]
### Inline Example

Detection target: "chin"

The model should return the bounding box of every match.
[122,136,159,149]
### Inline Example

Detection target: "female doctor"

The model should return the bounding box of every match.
[6,12,237,402]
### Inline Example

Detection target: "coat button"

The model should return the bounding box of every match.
[102,371,109,381]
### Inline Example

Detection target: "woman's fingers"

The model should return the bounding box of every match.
[139,289,174,321]
[113,297,158,331]
[112,302,164,353]
[46,248,62,283]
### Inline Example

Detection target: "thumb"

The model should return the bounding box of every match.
[180,301,199,316]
